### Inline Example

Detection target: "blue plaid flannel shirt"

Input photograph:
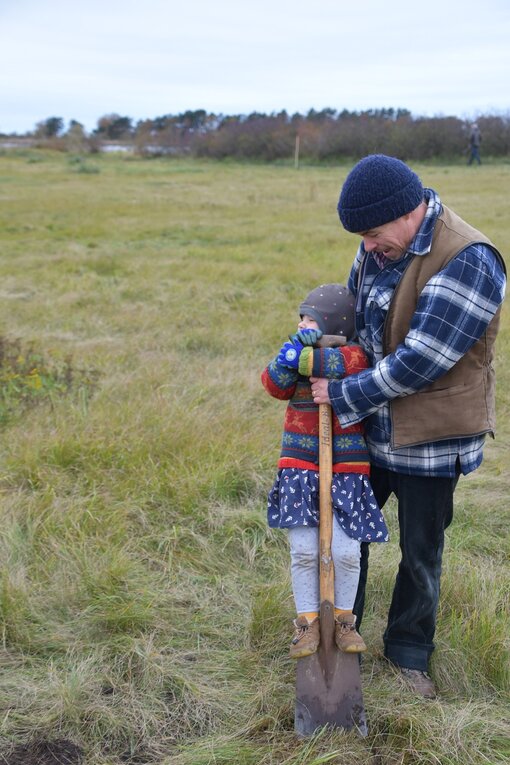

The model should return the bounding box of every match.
[329,189,506,477]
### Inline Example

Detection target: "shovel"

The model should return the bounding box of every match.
[294,335,368,736]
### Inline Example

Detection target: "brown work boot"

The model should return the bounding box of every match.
[334,614,367,653]
[399,668,437,699]
[289,615,320,659]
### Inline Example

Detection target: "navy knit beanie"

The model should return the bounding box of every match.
[299,283,355,340]
[337,154,424,233]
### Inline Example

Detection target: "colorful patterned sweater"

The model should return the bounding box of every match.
[261,345,370,474]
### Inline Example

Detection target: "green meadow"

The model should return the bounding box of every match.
[0,150,509,764]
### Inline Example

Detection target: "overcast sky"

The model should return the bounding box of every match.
[1,0,509,134]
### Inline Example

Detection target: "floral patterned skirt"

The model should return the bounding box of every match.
[267,468,389,543]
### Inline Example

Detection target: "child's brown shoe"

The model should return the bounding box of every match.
[289,615,320,659]
[335,614,367,653]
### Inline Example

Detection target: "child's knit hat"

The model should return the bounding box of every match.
[299,283,355,340]
[337,154,424,233]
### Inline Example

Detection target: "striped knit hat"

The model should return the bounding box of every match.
[299,283,355,340]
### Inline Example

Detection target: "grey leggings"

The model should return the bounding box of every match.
[288,520,361,612]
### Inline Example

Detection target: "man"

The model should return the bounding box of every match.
[468,122,482,165]
[310,154,506,697]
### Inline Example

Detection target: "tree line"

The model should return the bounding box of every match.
[9,108,510,161]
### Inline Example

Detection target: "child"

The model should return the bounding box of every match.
[261,283,388,659]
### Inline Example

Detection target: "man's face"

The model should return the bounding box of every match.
[359,214,415,261]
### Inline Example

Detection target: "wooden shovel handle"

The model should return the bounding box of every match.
[319,403,334,604]
[317,334,347,348]
[315,334,345,604]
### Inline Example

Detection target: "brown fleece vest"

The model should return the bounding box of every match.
[383,205,505,449]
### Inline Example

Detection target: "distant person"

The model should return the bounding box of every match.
[468,122,482,165]
[310,155,506,698]
[261,284,388,659]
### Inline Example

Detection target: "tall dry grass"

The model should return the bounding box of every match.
[0,150,508,764]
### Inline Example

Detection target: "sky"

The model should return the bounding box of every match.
[1,0,509,135]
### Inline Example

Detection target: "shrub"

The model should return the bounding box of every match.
[0,336,99,424]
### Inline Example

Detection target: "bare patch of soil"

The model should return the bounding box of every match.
[0,739,84,765]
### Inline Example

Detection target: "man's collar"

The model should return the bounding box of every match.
[408,188,442,256]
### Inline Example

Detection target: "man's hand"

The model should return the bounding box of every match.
[310,376,330,404]
[278,340,304,369]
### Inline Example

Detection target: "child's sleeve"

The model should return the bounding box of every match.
[261,357,298,400]
[298,344,369,379]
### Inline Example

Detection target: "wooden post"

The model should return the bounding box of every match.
[294,134,300,169]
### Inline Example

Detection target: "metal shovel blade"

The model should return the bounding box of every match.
[295,600,367,736]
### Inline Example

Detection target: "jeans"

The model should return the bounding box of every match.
[468,146,481,165]
[354,466,459,671]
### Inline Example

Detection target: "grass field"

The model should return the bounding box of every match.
[0,150,509,765]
